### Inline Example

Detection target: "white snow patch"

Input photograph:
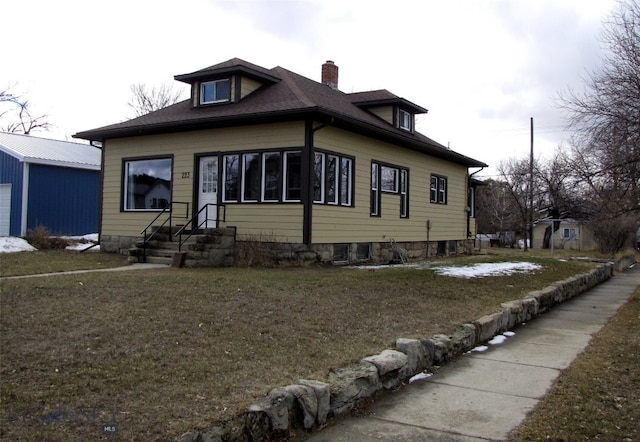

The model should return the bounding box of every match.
[0,237,37,253]
[433,262,542,278]
[0,235,100,253]
[488,335,507,345]
[470,345,489,352]
[348,261,542,278]
[409,372,433,383]
[503,331,516,337]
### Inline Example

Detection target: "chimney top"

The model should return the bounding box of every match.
[321,60,339,90]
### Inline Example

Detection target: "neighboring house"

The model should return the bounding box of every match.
[532,218,597,251]
[0,132,101,237]
[74,58,487,263]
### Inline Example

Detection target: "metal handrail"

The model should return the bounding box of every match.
[174,204,226,252]
[139,202,189,262]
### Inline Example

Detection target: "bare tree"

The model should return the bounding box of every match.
[559,0,640,218]
[475,179,520,241]
[499,157,540,248]
[128,83,184,117]
[0,85,52,134]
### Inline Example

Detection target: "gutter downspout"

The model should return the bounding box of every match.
[467,167,484,243]
[303,117,334,246]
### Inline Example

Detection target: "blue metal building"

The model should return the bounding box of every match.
[0,132,101,237]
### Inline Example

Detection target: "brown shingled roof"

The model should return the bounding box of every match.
[74,59,486,167]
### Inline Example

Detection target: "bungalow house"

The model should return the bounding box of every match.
[74,58,487,264]
[0,132,101,237]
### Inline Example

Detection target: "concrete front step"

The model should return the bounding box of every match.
[144,254,205,267]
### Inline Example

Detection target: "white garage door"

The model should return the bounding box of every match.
[0,184,11,236]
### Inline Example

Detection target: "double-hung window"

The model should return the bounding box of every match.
[262,152,281,202]
[313,151,353,206]
[123,156,172,211]
[222,154,240,202]
[371,161,409,217]
[200,79,231,104]
[399,109,412,131]
[371,163,380,216]
[283,151,302,202]
[430,174,447,204]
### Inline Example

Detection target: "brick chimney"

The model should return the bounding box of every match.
[321,60,339,90]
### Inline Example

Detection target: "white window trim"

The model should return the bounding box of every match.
[241,153,259,202]
[282,151,302,202]
[327,154,340,205]
[313,153,326,203]
[399,109,412,131]
[340,157,352,206]
[222,154,239,203]
[261,152,281,202]
[200,79,231,104]
[381,165,399,193]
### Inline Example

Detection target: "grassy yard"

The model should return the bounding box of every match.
[0,249,608,441]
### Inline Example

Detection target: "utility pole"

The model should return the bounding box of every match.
[528,117,534,251]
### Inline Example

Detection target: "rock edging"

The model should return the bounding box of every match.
[180,263,614,442]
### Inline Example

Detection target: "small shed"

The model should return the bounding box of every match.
[532,218,596,251]
[0,132,101,237]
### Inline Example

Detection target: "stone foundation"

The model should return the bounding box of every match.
[100,234,475,267]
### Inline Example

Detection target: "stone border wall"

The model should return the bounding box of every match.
[180,262,619,442]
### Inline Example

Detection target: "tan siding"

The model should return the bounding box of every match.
[101,123,305,238]
[240,77,263,99]
[312,127,470,244]
[367,106,394,125]
[101,121,475,245]
[222,205,303,242]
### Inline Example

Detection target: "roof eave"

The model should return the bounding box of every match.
[74,109,487,168]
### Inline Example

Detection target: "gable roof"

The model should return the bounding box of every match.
[0,132,101,170]
[74,59,487,168]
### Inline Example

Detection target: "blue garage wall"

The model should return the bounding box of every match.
[0,149,24,237]
[27,164,100,236]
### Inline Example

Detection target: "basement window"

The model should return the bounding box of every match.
[356,243,371,261]
[333,244,350,264]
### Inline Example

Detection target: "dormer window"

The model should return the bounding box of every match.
[200,79,231,104]
[399,109,412,131]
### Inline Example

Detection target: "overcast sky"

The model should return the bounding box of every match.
[2,0,617,178]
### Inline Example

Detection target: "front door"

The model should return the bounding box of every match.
[198,156,218,229]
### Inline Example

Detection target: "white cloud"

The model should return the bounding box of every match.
[1,0,617,174]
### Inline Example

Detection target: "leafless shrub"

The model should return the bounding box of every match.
[24,226,68,250]
[234,232,288,267]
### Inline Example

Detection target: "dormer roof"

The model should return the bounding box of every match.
[348,90,428,114]
[174,57,281,85]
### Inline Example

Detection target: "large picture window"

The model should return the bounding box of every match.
[123,157,172,211]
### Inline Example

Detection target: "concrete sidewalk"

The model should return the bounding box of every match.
[0,263,168,280]
[307,265,640,441]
